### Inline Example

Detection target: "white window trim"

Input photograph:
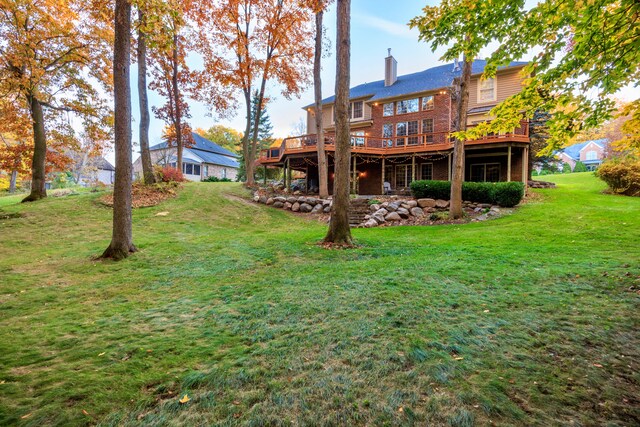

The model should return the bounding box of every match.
[422,95,434,111]
[477,76,497,104]
[331,101,366,123]
[396,98,419,115]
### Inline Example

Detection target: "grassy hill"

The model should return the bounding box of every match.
[0,173,638,426]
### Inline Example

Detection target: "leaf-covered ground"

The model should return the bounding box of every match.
[0,173,638,426]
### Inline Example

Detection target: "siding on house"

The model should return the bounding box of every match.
[468,67,526,109]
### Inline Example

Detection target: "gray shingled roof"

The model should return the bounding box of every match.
[97,157,115,171]
[149,132,239,159]
[559,139,607,161]
[306,60,528,107]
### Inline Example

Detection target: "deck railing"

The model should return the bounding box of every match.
[259,121,529,163]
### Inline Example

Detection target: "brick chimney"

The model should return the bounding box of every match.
[385,48,397,87]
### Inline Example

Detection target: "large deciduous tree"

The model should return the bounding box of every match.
[102,0,136,260]
[136,7,155,184]
[193,0,314,185]
[0,0,112,202]
[323,0,352,245]
[410,0,525,218]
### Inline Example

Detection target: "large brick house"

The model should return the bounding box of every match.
[258,54,531,195]
[556,139,607,171]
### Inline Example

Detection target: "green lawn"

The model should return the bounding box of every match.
[0,173,638,426]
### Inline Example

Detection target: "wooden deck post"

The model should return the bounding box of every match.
[352,155,357,194]
[264,166,267,185]
[412,154,416,182]
[381,157,385,194]
[507,145,512,182]
[305,166,309,194]
[522,146,529,185]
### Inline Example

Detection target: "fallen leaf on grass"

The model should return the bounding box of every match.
[483,310,490,313]
[453,356,464,360]
[98,352,105,356]
[155,211,169,216]
[82,410,90,416]
[21,413,32,419]
[233,400,241,405]
[179,394,190,404]
[593,363,604,368]
[398,407,404,413]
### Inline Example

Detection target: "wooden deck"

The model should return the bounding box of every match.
[259,122,530,165]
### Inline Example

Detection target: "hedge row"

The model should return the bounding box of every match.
[410,180,525,207]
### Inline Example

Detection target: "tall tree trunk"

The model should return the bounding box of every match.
[102,0,137,260]
[172,32,183,172]
[137,10,156,185]
[242,89,252,183]
[22,95,47,202]
[449,55,472,219]
[9,170,17,193]
[324,0,352,245]
[314,7,328,198]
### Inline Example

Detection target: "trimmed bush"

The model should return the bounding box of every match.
[410,180,451,200]
[562,162,572,173]
[595,157,640,196]
[492,182,525,207]
[202,176,232,182]
[410,180,525,207]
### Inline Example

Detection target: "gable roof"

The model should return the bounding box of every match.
[149,132,240,159]
[308,60,528,107]
[560,139,607,160]
[97,157,115,171]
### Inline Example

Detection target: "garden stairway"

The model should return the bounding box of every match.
[348,198,370,227]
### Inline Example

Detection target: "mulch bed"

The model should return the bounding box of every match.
[100,182,180,208]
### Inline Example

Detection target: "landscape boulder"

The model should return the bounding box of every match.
[299,203,313,213]
[292,202,301,212]
[411,207,424,217]
[417,198,436,208]
[405,200,418,208]
[364,219,379,228]
[396,207,410,218]
[385,212,402,221]
[274,196,287,203]
[372,212,386,224]
[284,202,292,210]
[435,199,449,208]
[259,196,268,204]
[266,198,275,206]
[287,197,297,204]
[273,201,284,208]
[311,204,324,214]
[369,204,380,212]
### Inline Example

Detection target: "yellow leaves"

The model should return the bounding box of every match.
[179,394,190,404]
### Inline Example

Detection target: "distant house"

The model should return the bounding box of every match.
[134,132,240,181]
[557,139,608,171]
[77,157,115,186]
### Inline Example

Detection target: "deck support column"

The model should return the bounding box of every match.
[305,166,309,194]
[448,153,452,181]
[507,145,512,182]
[285,158,290,189]
[352,155,357,194]
[522,146,529,186]
[264,166,267,185]
[412,154,416,182]
[381,157,386,194]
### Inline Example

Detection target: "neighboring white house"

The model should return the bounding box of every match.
[77,157,115,186]
[133,132,240,181]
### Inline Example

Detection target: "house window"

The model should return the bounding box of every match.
[184,163,193,175]
[422,95,434,111]
[170,162,177,168]
[586,150,597,160]
[384,165,394,188]
[422,118,434,143]
[382,124,393,147]
[407,120,419,145]
[204,165,209,177]
[351,130,365,146]
[396,98,419,115]
[193,164,201,176]
[222,168,227,178]
[478,77,496,102]
[420,163,433,180]
[395,165,413,188]
[470,163,500,182]
[383,103,394,116]
[396,121,419,146]
[350,101,364,120]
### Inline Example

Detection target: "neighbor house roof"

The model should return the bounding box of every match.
[150,132,240,159]
[559,139,607,160]
[97,157,115,171]
[306,60,528,107]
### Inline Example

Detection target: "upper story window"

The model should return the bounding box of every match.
[349,101,364,120]
[586,150,597,160]
[396,98,419,115]
[422,96,434,110]
[383,103,394,116]
[478,77,496,102]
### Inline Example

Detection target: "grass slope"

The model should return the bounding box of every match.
[0,173,638,426]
